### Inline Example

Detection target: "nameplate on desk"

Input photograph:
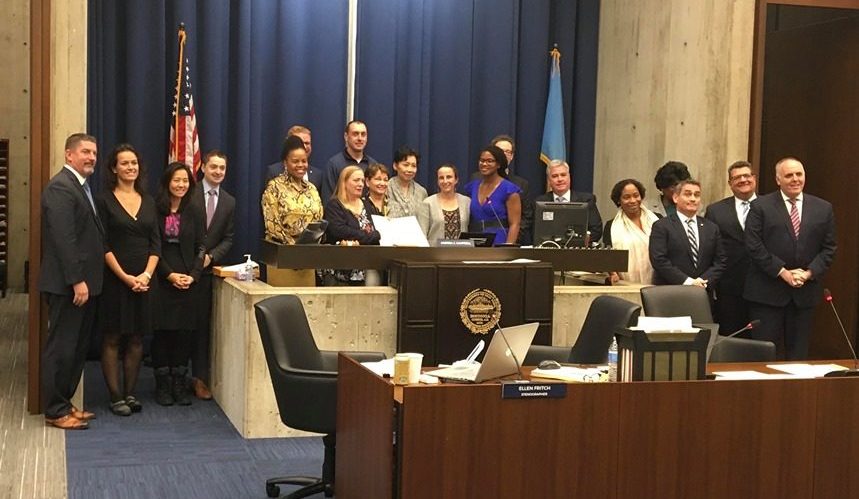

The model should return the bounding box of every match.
[438,239,475,247]
[501,381,567,399]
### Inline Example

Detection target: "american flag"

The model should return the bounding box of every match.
[168,24,201,175]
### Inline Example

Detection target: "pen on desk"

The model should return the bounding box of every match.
[465,340,485,363]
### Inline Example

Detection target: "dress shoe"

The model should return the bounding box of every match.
[71,407,97,421]
[45,414,89,430]
[192,378,213,400]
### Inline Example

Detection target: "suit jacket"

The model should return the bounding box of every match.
[156,205,205,282]
[705,196,751,296]
[264,161,323,191]
[190,182,235,267]
[649,213,725,285]
[743,191,836,308]
[532,191,603,244]
[418,193,471,243]
[323,198,381,245]
[38,167,105,296]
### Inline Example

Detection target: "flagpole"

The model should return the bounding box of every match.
[173,24,186,162]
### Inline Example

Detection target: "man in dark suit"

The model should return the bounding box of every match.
[39,133,103,429]
[744,157,836,360]
[530,159,602,245]
[263,125,321,189]
[191,150,236,399]
[704,160,757,334]
[649,179,725,289]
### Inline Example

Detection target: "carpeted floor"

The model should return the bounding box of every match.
[66,362,327,499]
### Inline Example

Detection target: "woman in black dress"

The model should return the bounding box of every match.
[152,162,204,406]
[96,144,160,416]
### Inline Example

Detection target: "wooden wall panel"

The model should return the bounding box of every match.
[594,0,755,219]
[759,13,859,358]
[0,0,31,291]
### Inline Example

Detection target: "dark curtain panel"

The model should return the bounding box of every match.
[355,0,600,196]
[87,0,350,261]
[87,0,598,261]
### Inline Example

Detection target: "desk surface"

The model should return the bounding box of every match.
[261,240,628,271]
[336,356,859,499]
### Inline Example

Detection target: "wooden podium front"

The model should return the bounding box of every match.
[389,260,552,365]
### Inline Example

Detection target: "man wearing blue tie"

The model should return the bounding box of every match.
[531,160,603,244]
[705,161,758,335]
[744,158,836,359]
[39,133,104,429]
[649,179,725,289]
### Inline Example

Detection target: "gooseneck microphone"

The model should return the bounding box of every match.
[486,199,508,242]
[822,289,859,377]
[713,319,761,345]
[496,326,525,381]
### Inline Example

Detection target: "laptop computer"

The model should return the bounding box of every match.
[458,231,496,247]
[295,220,328,244]
[426,323,539,383]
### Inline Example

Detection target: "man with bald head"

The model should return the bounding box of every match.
[744,157,836,359]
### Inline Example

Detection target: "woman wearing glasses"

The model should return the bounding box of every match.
[464,145,521,245]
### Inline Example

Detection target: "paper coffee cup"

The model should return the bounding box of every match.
[405,353,423,384]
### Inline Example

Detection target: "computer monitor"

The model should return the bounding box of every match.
[533,201,589,248]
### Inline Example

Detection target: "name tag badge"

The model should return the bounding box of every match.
[501,381,567,399]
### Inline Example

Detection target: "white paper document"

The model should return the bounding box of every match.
[766,363,849,378]
[712,370,797,380]
[371,215,429,247]
[361,358,395,377]
[530,366,606,382]
[633,316,699,333]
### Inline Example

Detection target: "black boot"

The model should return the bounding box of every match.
[154,367,174,406]
[171,366,192,406]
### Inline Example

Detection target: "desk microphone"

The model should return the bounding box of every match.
[822,289,859,377]
[486,199,508,242]
[496,326,525,381]
[713,320,761,345]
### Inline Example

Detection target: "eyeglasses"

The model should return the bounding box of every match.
[730,173,755,182]
[478,159,497,165]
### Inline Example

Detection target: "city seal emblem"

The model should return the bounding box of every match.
[459,288,502,334]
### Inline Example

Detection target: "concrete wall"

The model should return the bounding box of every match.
[594,0,756,219]
[0,0,30,291]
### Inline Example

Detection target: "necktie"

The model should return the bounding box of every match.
[206,189,218,228]
[556,196,565,203]
[686,218,698,267]
[82,181,96,214]
[740,201,750,229]
[789,199,800,238]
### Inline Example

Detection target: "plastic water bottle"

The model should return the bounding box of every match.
[607,337,619,382]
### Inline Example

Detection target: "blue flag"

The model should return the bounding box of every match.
[540,48,566,166]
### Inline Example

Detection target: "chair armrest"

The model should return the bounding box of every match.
[320,350,386,371]
[523,345,572,366]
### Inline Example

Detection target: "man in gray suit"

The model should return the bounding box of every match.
[39,133,104,429]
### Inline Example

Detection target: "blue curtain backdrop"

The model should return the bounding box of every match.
[87,0,598,262]
[87,0,350,261]
[355,0,600,196]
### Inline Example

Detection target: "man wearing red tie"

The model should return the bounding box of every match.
[744,157,837,360]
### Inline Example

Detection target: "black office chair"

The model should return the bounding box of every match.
[709,336,777,363]
[641,285,777,363]
[640,285,714,322]
[524,295,641,365]
[254,295,385,499]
